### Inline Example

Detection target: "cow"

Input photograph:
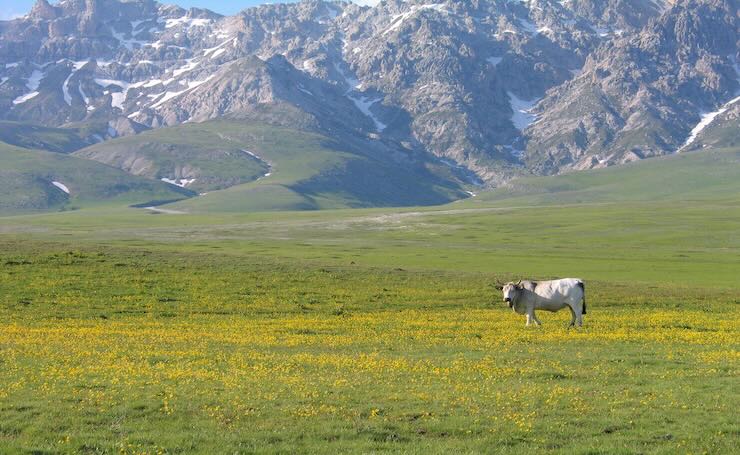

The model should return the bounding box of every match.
[495,279,586,327]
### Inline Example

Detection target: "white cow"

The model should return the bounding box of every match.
[496,278,586,327]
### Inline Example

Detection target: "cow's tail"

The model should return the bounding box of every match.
[578,281,587,314]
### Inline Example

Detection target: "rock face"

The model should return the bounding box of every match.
[524,0,739,174]
[0,0,737,185]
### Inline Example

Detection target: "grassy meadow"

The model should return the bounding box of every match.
[1,147,739,453]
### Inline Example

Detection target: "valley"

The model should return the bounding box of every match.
[0,1,738,452]
[1,138,738,452]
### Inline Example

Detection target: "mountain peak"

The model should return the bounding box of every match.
[30,0,58,20]
[1,0,737,185]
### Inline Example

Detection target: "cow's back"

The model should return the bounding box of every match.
[535,278,584,302]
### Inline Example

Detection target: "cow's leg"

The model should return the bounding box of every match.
[525,313,532,326]
[532,312,543,326]
[567,306,576,328]
[573,302,583,327]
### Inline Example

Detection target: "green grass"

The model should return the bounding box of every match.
[73,121,270,192]
[0,216,737,453]
[0,141,191,214]
[73,120,467,210]
[0,121,91,154]
[470,146,740,206]
[0,145,737,453]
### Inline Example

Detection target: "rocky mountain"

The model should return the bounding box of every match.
[0,0,737,198]
[524,0,739,173]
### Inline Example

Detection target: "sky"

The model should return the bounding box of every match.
[0,0,381,20]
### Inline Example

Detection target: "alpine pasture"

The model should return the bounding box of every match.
[1,148,739,453]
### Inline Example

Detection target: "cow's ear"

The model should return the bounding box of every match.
[495,285,503,291]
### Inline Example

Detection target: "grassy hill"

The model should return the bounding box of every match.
[0,144,736,453]
[75,120,468,212]
[0,121,92,154]
[0,141,192,214]
[466,146,740,207]
[73,122,270,193]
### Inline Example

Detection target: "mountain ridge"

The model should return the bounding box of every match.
[0,0,737,198]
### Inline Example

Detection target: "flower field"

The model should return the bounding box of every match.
[1,238,737,453]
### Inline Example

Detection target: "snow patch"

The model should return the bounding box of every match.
[334,62,387,132]
[21,70,44,90]
[62,60,89,106]
[210,48,226,59]
[302,58,320,74]
[52,181,70,194]
[590,25,611,37]
[383,3,450,36]
[94,78,130,109]
[242,150,273,180]
[202,38,233,59]
[94,78,153,109]
[150,75,214,109]
[161,177,196,188]
[171,58,199,78]
[165,16,211,29]
[508,92,539,131]
[12,69,43,105]
[143,79,163,88]
[78,82,93,110]
[242,149,263,160]
[111,26,148,51]
[678,95,740,152]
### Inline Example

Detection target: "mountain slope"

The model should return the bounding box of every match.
[75,119,470,212]
[0,121,95,153]
[0,0,736,193]
[466,145,740,207]
[0,0,676,185]
[682,98,740,151]
[0,140,191,213]
[523,0,739,173]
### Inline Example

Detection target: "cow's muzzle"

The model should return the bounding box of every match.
[504,297,512,308]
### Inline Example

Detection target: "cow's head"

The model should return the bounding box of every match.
[501,282,522,308]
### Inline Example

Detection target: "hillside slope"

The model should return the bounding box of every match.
[466,146,740,207]
[0,121,94,154]
[75,120,470,212]
[4,0,722,184]
[0,141,191,214]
